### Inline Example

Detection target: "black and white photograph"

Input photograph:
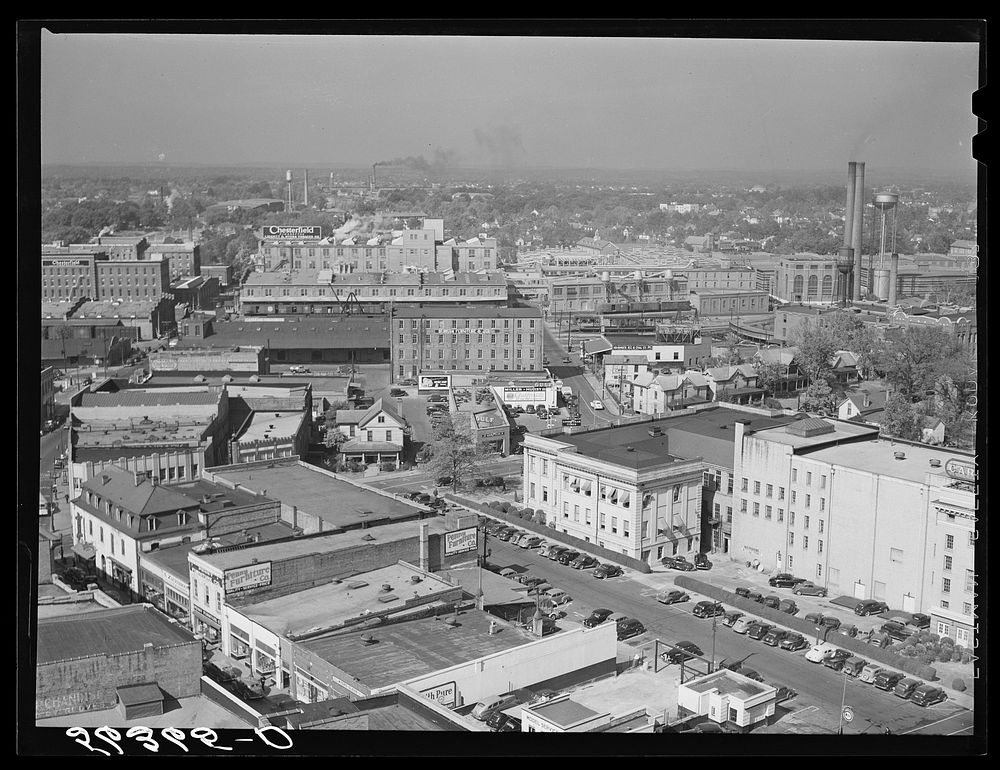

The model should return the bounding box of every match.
[19,20,984,755]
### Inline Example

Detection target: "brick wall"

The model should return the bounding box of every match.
[35,641,203,718]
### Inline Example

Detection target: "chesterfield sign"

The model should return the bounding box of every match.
[261,225,323,240]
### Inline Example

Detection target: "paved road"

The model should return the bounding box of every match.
[542,324,616,428]
[363,457,524,496]
[485,534,973,735]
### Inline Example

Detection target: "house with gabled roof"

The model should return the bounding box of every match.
[627,371,712,415]
[704,364,763,404]
[828,350,860,386]
[334,397,407,465]
[836,389,888,424]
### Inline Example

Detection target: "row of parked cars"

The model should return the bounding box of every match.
[734,587,800,616]
[582,609,646,641]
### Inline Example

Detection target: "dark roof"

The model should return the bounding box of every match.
[786,418,835,437]
[559,406,797,470]
[180,317,391,350]
[38,605,196,664]
[81,465,199,519]
[78,391,220,408]
[116,683,164,705]
[392,307,541,319]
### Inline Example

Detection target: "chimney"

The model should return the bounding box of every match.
[419,521,429,572]
[843,162,857,249]
[303,169,308,207]
[888,252,899,308]
[851,162,866,301]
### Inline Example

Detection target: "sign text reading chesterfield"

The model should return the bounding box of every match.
[261,225,322,240]
[224,561,273,595]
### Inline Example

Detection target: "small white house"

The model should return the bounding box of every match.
[677,669,777,733]
[334,398,407,465]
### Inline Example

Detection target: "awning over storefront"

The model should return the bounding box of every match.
[71,542,96,560]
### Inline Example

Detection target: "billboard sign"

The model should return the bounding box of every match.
[944,458,977,482]
[420,681,457,708]
[224,561,272,595]
[444,527,478,556]
[418,374,451,391]
[261,225,323,240]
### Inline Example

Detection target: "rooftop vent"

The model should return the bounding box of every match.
[929,458,942,468]
[894,451,906,460]
[362,534,375,541]
[346,580,369,590]
[379,583,392,593]
[360,633,377,645]
[410,575,422,584]
[626,446,635,452]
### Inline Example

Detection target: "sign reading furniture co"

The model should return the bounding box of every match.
[224,561,273,595]
[444,527,478,556]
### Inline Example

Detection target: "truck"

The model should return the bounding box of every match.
[561,385,573,399]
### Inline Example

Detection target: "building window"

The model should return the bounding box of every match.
[753,502,760,517]
[803,536,809,549]
[942,578,951,593]
[788,532,795,546]
[963,602,973,616]
[530,483,536,499]
[969,531,976,547]
[890,548,903,563]
[945,534,954,550]
[819,498,825,512]
[965,570,975,592]
[787,555,793,569]
[791,468,797,483]
[790,491,796,504]
[806,472,812,486]
[727,475,734,494]
[944,555,953,571]
[817,539,823,554]
[765,484,773,498]
[672,486,680,502]
[741,477,748,492]
[817,563,823,578]
[542,487,548,502]
[765,506,772,520]
[599,513,606,530]
[818,519,824,534]
[753,481,761,495]
[789,511,795,526]
[820,474,827,489]
[804,515,810,530]
[740,500,747,513]
[940,602,949,611]
[777,508,784,523]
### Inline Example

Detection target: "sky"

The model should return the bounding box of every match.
[40,32,981,175]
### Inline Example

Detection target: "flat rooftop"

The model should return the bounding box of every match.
[210,461,430,529]
[801,438,972,485]
[36,695,254,730]
[530,698,604,728]
[239,563,457,638]
[298,608,536,691]
[235,411,305,442]
[683,669,773,698]
[38,605,196,664]
[192,517,451,572]
[750,418,879,450]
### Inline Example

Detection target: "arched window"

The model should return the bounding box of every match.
[793,275,804,299]
[807,275,818,298]
[821,274,833,297]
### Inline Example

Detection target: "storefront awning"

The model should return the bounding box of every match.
[71,542,96,560]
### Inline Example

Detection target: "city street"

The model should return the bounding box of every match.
[484,534,973,735]
[542,323,617,428]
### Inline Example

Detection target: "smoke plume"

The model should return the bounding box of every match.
[473,125,527,168]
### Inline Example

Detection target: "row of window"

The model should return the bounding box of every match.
[401,348,535,360]
[250,286,503,297]
[944,532,976,549]
[399,334,536,344]
[399,318,535,330]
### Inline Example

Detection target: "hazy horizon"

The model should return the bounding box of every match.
[41,33,980,177]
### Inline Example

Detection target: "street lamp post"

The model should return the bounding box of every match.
[837,666,849,734]
[710,604,720,673]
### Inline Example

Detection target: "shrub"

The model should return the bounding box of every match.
[379,462,396,472]
[928,632,940,644]
[960,652,972,665]
[905,634,920,646]
[914,643,926,654]
[938,649,955,663]
[499,502,512,512]
[536,511,547,525]
[940,635,955,647]
[952,678,966,692]
[917,632,932,644]
[918,653,936,666]
[899,658,919,674]
[953,643,966,654]
[917,665,937,682]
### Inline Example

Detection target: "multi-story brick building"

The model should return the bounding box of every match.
[774,254,840,303]
[391,306,544,379]
[732,417,977,646]
[146,242,201,282]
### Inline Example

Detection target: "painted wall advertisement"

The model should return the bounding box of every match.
[224,561,273,595]
[444,527,478,556]
[261,225,323,240]
[420,681,457,708]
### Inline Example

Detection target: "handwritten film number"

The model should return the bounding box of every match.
[66,725,293,754]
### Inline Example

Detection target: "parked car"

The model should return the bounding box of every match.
[768,573,807,588]
[544,588,572,606]
[522,576,548,590]
[821,616,842,631]
[485,521,506,535]
[661,556,695,571]
[661,641,703,665]
[843,657,869,678]
[495,528,518,542]
[487,712,522,732]
[571,554,599,570]
[694,553,713,570]
[908,613,932,630]
[498,567,520,580]
[557,550,581,566]
[778,599,799,615]
[731,616,754,635]
[836,624,860,639]
[880,621,913,643]
[858,664,884,684]
[793,582,828,597]
[562,357,573,364]
[616,617,646,640]
[747,622,774,641]
[873,671,906,691]
[428,394,448,403]
[762,628,790,647]
[804,612,827,627]
[546,546,570,561]
[647,426,664,437]
[389,388,408,398]
[761,595,781,610]
[910,684,948,707]
[722,610,744,628]
[805,642,839,663]
[589,400,605,410]
[734,587,752,599]
[855,600,890,617]
[520,536,544,549]
[779,633,809,652]
[680,722,730,734]
[739,668,765,683]
[583,608,615,628]
[893,677,921,700]
[774,685,797,704]
[746,590,764,604]
[593,563,623,579]
[657,590,690,605]
[693,601,726,619]
[471,693,520,722]
[823,649,852,671]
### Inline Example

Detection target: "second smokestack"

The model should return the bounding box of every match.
[851,162,866,301]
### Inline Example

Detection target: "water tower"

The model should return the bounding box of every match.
[872,190,899,301]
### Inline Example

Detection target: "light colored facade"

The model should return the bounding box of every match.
[774,254,839,303]
[704,365,762,403]
[732,419,977,646]
[334,398,406,464]
[602,355,649,392]
[41,366,56,423]
[240,270,509,315]
[147,242,201,282]
[677,670,777,732]
[689,289,770,318]
[522,431,705,565]
[548,274,687,314]
[627,371,711,415]
[607,338,713,370]
[392,307,543,378]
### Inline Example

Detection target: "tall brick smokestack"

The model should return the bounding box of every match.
[844,162,857,250]
[303,169,308,207]
[888,252,899,308]
[851,162,866,301]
